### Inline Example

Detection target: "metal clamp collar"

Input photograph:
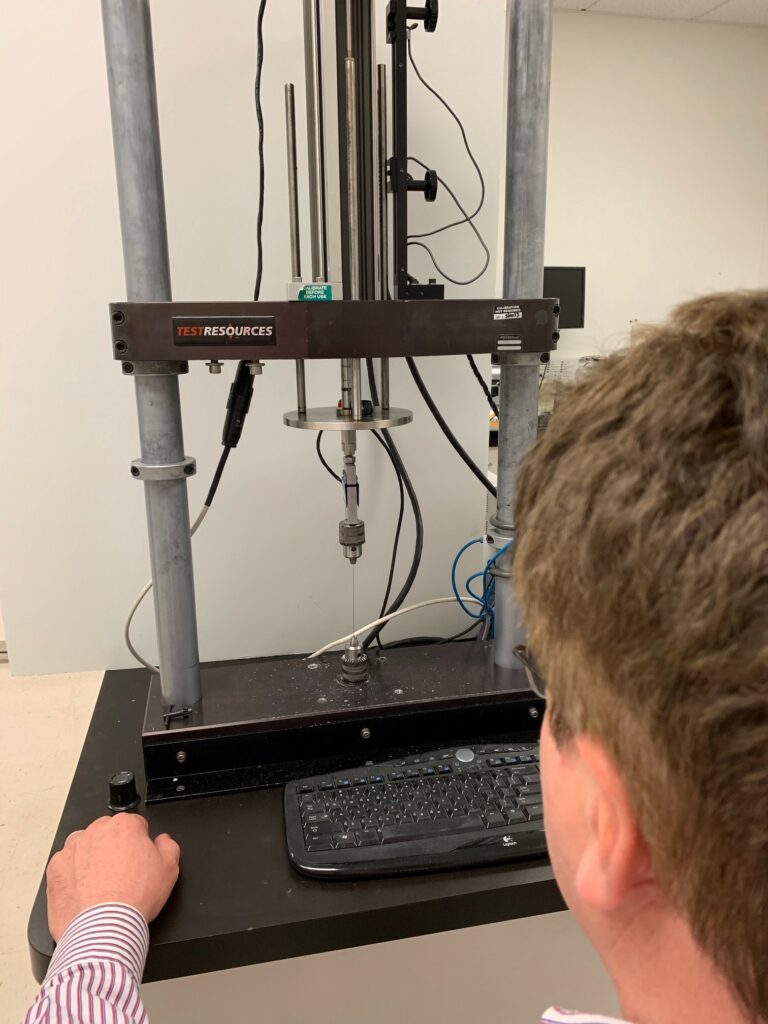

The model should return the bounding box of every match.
[130,456,196,481]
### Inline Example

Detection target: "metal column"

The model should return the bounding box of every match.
[492,0,553,670]
[102,0,202,710]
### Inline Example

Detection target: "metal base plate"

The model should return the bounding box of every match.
[142,642,542,802]
[283,406,412,430]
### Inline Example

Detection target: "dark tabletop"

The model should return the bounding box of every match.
[28,665,564,984]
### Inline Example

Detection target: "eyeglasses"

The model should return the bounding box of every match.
[513,644,546,700]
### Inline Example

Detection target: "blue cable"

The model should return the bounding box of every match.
[451,538,484,619]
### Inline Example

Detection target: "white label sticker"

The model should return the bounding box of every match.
[494,304,523,321]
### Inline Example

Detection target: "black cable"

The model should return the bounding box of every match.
[381,619,481,650]
[467,354,498,417]
[362,359,424,649]
[406,30,485,240]
[407,158,490,286]
[406,356,497,498]
[203,1,268,510]
[204,446,232,508]
[253,0,268,301]
[371,430,405,647]
[316,431,342,484]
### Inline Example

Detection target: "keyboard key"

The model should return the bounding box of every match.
[523,804,544,821]
[353,777,367,786]
[336,779,352,788]
[297,784,314,794]
[306,821,336,836]
[421,766,436,776]
[381,815,486,844]
[333,832,358,849]
[370,775,384,784]
[504,808,526,825]
[389,771,404,781]
[358,829,380,846]
[406,769,420,778]
[483,811,505,828]
[305,812,331,824]
[487,757,504,767]
[319,781,335,791]
[306,834,333,851]
[437,764,452,774]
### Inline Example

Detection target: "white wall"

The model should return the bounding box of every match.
[3,6,768,675]
[547,11,768,361]
[1,0,504,675]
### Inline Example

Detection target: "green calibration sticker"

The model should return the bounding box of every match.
[298,283,333,301]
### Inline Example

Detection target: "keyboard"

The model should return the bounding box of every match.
[284,742,547,878]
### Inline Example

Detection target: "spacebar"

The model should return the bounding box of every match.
[381,817,486,844]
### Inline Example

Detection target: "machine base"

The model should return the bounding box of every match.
[142,641,543,802]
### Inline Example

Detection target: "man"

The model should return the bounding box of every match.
[23,291,767,1023]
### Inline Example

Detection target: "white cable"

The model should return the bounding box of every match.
[124,505,210,673]
[307,597,484,660]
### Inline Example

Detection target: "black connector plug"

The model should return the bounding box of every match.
[222,361,255,448]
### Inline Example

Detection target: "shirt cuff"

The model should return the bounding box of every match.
[47,903,150,983]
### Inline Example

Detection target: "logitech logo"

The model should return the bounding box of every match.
[502,835,518,848]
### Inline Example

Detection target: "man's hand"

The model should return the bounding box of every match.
[46,814,180,941]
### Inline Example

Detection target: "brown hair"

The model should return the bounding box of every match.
[513,291,768,1021]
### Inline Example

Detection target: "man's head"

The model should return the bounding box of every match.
[513,292,768,1020]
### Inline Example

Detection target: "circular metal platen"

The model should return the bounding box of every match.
[283,406,413,431]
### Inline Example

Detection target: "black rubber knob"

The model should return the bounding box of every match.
[424,168,438,202]
[108,771,140,812]
[425,0,439,32]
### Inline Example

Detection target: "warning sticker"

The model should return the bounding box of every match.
[494,304,523,321]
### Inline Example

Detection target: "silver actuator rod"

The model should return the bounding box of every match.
[102,0,201,710]
[493,0,553,670]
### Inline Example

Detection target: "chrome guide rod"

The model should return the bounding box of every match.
[345,54,362,418]
[376,63,390,406]
[285,83,302,281]
[303,0,329,282]
[102,0,201,710]
[285,81,307,415]
[493,0,553,670]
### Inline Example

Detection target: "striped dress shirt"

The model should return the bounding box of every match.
[23,903,149,1024]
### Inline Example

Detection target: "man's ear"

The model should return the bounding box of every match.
[572,736,651,911]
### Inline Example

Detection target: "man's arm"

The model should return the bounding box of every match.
[22,814,179,1024]
[24,904,149,1024]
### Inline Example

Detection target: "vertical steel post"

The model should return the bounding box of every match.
[303,0,329,282]
[492,0,553,670]
[102,0,201,710]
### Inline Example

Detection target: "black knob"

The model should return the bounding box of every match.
[424,0,438,32]
[108,771,140,812]
[424,168,438,202]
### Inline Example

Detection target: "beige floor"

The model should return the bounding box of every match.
[0,662,620,1024]
[0,663,103,1022]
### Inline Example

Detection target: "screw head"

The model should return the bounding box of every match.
[529,707,540,720]
[184,464,194,475]
[360,727,371,740]
[111,310,125,325]
[122,362,134,374]
[115,340,127,354]
[130,466,140,477]
[552,331,560,343]
[307,662,319,671]
[176,750,187,764]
